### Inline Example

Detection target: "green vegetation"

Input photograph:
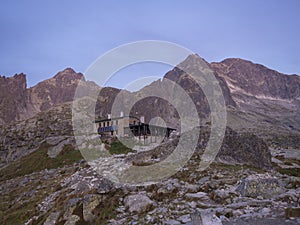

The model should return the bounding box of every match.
[1,199,38,225]
[209,162,266,173]
[92,190,123,224]
[277,167,300,177]
[108,141,135,155]
[0,142,83,181]
[273,155,300,177]
[0,172,70,225]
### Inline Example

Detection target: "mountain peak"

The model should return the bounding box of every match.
[179,54,209,66]
[53,68,84,81]
[61,67,76,73]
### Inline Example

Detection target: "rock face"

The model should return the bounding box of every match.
[0,68,99,125]
[211,58,300,140]
[0,74,27,125]
[211,58,300,100]
[165,54,236,109]
[133,54,236,128]
[27,68,85,112]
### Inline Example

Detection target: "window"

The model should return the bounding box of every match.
[116,120,118,125]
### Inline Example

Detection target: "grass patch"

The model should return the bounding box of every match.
[209,162,265,173]
[108,141,135,155]
[1,200,37,225]
[277,167,300,177]
[0,143,83,181]
[92,190,123,224]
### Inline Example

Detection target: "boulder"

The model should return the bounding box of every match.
[185,192,209,200]
[47,137,75,158]
[124,194,153,214]
[236,174,284,198]
[190,209,222,225]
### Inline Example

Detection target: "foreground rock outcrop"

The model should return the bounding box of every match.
[129,126,272,170]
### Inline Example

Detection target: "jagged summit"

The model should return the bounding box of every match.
[178,53,210,67]
[53,68,84,81]
[0,68,94,124]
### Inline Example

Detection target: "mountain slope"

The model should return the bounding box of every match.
[211,58,300,100]
[210,58,300,141]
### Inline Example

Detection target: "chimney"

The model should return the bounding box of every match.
[120,111,124,117]
[140,116,145,123]
[108,114,111,119]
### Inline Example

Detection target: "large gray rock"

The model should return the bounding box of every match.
[236,174,284,198]
[124,194,153,214]
[47,137,75,158]
[185,192,209,200]
[190,209,222,225]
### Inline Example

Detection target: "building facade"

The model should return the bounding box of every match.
[96,113,175,140]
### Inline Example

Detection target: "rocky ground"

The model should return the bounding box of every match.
[0,142,299,225]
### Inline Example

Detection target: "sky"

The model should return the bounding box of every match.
[0,0,300,89]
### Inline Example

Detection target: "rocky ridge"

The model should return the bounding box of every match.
[0,68,99,125]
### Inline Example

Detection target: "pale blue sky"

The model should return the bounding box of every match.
[0,0,299,88]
